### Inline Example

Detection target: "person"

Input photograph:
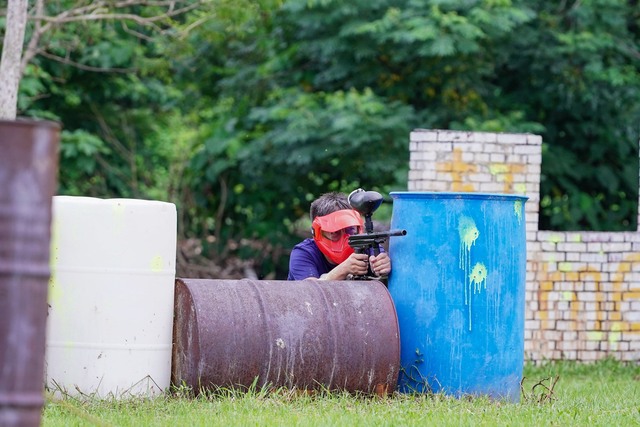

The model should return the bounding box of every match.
[287,191,391,280]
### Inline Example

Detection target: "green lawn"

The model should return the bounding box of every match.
[43,359,640,427]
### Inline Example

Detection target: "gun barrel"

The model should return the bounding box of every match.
[348,229,407,244]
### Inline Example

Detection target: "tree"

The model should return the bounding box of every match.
[7,0,640,279]
[0,0,28,119]
[167,0,539,277]
[1,0,207,203]
[1,0,201,119]
[495,0,640,230]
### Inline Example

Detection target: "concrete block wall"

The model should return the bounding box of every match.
[408,129,640,362]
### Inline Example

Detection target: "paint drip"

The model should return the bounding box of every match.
[458,216,482,330]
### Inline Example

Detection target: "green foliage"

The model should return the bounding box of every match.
[16,1,193,201]
[183,86,413,276]
[57,129,109,195]
[9,0,640,277]
[172,0,544,276]
[498,0,640,230]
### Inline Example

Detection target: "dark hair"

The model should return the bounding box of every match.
[310,192,350,220]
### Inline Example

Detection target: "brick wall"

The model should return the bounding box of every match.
[408,129,640,362]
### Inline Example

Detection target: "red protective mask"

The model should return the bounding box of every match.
[312,209,363,264]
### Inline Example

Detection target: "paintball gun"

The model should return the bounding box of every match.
[347,188,407,280]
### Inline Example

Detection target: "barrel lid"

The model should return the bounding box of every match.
[0,117,62,130]
[390,191,528,201]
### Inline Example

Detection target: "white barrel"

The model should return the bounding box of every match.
[46,196,177,398]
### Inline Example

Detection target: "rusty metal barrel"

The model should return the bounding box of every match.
[0,119,60,426]
[172,279,400,394]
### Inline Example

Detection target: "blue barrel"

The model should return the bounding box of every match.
[388,192,527,402]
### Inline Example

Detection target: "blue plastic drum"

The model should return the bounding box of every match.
[388,192,527,402]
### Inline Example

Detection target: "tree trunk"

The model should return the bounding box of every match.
[0,0,28,120]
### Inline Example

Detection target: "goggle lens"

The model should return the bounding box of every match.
[344,226,359,235]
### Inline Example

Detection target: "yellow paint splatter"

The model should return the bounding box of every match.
[150,255,164,272]
[489,164,509,175]
[514,199,523,224]
[459,217,479,299]
[549,234,562,243]
[438,148,478,192]
[514,183,527,193]
[559,262,573,272]
[48,277,61,307]
[587,331,604,341]
[469,263,487,294]
[48,218,61,307]
[112,202,126,234]
[458,216,479,269]
[609,332,621,348]
[458,216,483,330]
[112,202,125,217]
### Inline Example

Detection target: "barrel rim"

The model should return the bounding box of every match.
[0,117,61,129]
[389,191,528,201]
[53,195,177,208]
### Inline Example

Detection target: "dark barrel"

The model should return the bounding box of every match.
[0,119,60,426]
[388,192,527,402]
[172,279,400,394]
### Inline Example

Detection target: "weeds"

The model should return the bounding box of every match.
[520,376,559,404]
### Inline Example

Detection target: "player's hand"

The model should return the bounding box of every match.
[339,253,369,278]
[369,252,391,277]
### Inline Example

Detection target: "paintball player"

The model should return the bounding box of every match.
[287,192,391,280]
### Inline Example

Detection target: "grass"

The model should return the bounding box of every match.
[42,359,640,427]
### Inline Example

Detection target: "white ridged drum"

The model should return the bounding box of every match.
[46,196,177,398]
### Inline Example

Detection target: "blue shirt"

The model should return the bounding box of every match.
[287,238,385,280]
[287,238,334,280]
